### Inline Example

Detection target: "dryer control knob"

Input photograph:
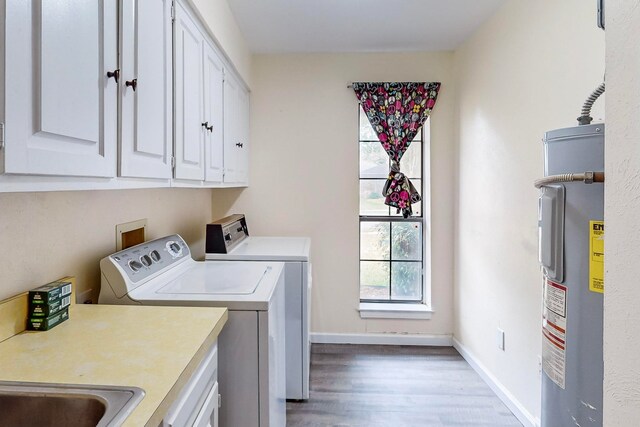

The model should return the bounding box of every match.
[166,241,183,257]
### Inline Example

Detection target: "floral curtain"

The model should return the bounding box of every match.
[353,82,441,218]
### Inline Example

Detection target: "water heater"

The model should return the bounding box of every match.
[537,123,604,426]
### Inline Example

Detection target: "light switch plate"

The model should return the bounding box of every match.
[537,355,542,375]
[497,328,505,351]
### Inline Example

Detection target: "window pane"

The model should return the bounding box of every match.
[360,261,390,300]
[360,222,390,260]
[360,141,388,178]
[391,222,422,261]
[400,140,421,179]
[359,108,379,141]
[412,179,422,216]
[359,108,426,303]
[391,262,422,300]
[360,180,389,216]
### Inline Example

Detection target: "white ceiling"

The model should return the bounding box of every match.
[227,0,506,53]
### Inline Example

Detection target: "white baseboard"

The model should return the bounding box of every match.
[310,332,453,346]
[453,338,540,427]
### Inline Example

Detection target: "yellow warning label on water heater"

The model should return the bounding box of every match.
[589,221,604,293]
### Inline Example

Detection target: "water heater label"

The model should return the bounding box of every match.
[542,279,567,389]
[589,221,604,293]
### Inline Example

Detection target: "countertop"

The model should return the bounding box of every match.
[0,304,228,426]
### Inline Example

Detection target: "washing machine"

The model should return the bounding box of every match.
[205,214,311,400]
[99,234,286,427]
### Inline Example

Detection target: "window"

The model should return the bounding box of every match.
[359,106,427,304]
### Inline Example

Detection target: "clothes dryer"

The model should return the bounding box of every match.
[205,215,311,400]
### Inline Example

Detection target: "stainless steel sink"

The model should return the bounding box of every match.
[0,381,145,427]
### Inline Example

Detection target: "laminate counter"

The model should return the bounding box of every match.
[0,304,228,426]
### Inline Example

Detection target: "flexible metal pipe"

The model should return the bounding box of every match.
[534,171,605,189]
[577,83,605,125]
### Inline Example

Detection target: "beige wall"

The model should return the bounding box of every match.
[189,0,252,87]
[0,189,213,302]
[212,52,456,337]
[603,1,640,423]
[453,0,604,422]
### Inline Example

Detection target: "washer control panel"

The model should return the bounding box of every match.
[108,234,191,283]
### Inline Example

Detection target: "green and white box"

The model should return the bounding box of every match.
[29,280,72,305]
[30,295,72,318]
[28,307,70,331]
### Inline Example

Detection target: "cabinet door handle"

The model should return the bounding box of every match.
[236,142,243,148]
[125,78,137,91]
[107,69,120,83]
[202,122,214,132]
[207,124,214,132]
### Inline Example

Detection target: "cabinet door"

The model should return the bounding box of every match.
[236,88,250,185]
[223,73,240,183]
[192,382,219,427]
[203,43,224,183]
[4,0,117,177]
[223,73,249,185]
[174,4,205,181]
[119,0,172,179]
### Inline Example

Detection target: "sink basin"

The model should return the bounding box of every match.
[0,381,145,427]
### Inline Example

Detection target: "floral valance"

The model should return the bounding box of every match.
[353,82,441,217]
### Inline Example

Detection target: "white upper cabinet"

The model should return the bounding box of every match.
[223,72,249,185]
[3,0,117,177]
[0,0,250,190]
[174,2,250,187]
[119,0,173,179]
[203,42,225,183]
[223,72,240,183]
[236,87,250,185]
[174,3,206,181]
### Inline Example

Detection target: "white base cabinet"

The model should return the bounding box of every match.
[163,341,220,427]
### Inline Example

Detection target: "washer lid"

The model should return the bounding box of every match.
[157,262,270,295]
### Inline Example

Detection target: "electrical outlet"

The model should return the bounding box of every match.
[496,328,505,351]
[77,288,94,304]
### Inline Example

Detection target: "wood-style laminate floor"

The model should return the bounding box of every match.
[287,344,523,427]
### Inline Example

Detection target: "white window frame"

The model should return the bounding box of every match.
[357,108,432,319]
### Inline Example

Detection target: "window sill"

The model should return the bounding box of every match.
[358,303,433,320]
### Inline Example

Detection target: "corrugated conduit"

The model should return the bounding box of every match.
[577,82,605,125]
[534,171,605,189]
[536,82,606,189]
